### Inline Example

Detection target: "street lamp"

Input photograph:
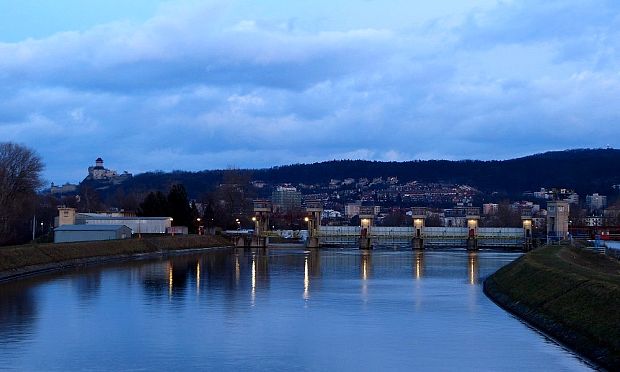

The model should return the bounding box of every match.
[196,218,202,235]
[170,218,174,236]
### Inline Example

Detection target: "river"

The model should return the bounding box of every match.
[0,248,592,371]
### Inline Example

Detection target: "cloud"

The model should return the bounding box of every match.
[0,0,619,183]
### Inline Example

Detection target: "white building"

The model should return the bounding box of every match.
[345,202,362,218]
[586,193,607,211]
[76,213,172,234]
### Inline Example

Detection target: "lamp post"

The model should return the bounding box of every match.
[196,217,202,235]
[170,217,174,236]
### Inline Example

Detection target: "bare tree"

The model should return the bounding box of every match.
[0,143,44,245]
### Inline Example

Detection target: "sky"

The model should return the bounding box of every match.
[1,0,619,184]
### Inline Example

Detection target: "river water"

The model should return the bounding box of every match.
[0,248,592,371]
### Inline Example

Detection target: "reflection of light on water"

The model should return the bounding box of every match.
[196,262,200,295]
[362,256,368,281]
[168,262,173,299]
[303,256,309,300]
[361,253,369,301]
[415,255,422,280]
[468,253,478,285]
[235,255,240,284]
[251,255,256,304]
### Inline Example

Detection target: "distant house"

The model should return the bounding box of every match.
[54,224,132,243]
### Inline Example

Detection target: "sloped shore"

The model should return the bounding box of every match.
[0,235,232,282]
[484,245,620,370]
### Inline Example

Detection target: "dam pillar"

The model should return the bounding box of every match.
[411,208,426,250]
[546,201,569,244]
[305,203,323,248]
[359,206,375,250]
[466,209,479,251]
[522,214,533,251]
[251,200,272,248]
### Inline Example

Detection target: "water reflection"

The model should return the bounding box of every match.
[360,251,372,280]
[468,251,479,285]
[414,251,424,280]
[131,249,486,303]
[0,282,37,344]
[0,248,592,371]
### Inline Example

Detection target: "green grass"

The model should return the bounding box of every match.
[0,235,231,274]
[485,245,620,370]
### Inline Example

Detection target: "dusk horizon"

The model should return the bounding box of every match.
[49,146,615,186]
[2,0,619,183]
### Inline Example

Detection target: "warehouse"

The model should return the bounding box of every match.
[75,214,172,234]
[54,224,132,243]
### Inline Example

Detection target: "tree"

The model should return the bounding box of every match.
[0,143,44,245]
[139,191,169,216]
[167,184,193,228]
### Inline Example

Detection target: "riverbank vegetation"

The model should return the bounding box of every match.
[0,142,44,246]
[0,235,231,281]
[484,245,620,370]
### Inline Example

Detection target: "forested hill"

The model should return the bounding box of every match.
[113,149,620,197]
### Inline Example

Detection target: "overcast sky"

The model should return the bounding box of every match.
[1,0,619,184]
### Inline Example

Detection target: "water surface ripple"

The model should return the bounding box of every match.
[0,248,592,371]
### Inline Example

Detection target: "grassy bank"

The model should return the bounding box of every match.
[0,235,232,281]
[484,245,620,370]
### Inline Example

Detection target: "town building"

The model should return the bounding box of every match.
[483,203,498,215]
[345,202,362,218]
[564,193,580,205]
[586,193,607,211]
[272,186,302,212]
[50,182,79,195]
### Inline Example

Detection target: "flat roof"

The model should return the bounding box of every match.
[76,215,171,221]
[55,224,130,232]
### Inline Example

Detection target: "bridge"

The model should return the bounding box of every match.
[234,201,534,251]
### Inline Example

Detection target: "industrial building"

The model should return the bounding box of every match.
[76,214,172,234]
[54,224,132,243]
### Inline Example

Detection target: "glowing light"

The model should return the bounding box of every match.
[251,255,256,303]
[303,256,309,300]
[168,263,173,298]
[415,254,422,280]
[235,254,240,283]
[468,253,478,285]
[304,217,309,222]
[196,261,200,294]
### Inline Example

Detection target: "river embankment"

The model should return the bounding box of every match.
[0,235,232,282]
[484,244,620,370]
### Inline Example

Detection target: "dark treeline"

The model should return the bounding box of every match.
[103,149,620,199]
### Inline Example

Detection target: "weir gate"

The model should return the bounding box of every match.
[318,226,526,248]
[238,202,533,251]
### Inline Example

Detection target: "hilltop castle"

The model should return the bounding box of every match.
[86,157,132,183]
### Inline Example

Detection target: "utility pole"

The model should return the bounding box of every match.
[32,215,36,241]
